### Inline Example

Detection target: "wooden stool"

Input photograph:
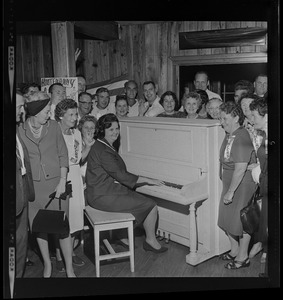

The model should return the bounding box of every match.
[84,205,135,277]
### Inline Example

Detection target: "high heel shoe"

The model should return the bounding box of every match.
[43,265,52,278]
[225,257,250,270]
[143,241,168,253]
[249,246,263,258]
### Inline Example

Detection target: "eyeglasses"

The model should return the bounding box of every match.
[79,101,92,106]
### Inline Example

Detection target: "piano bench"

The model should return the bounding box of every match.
[83,205,135,277]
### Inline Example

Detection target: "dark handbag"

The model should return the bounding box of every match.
[240,185,262,235]
[31,182,72,235]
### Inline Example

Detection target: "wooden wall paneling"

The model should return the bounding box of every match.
[74,38,85,76]
[32,36,45,84]
[181,21,198,56]
[240,22,256,53]
[121,26,134,82]
[226,21,241,54]
[42,35,53,79]
[51,22,76,77]
[131,25,145,97]
[170,21,182,57]
[166,22,174,93]
[16,36,24,86]
[88,40,99,83]
[255,21,268,53]
[158,22,169,95]
[22,35,34,83]
[144,24,160,84]
[118,35,128,77]
[98,41,110,82]
[211,21,226,55]
[197,21,212,56]
[108,41,115,79]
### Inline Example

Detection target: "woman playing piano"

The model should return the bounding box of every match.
[85,113,168,253]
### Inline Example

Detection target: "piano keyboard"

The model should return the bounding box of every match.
[163,181,183,190]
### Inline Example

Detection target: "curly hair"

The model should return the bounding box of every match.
[219,101,245,125]
[54,98,77,121]
[159,91,179,110]
[183,91,202,108]
[94,113,119,139]
[249,97,267,116]
[77,114,97,132]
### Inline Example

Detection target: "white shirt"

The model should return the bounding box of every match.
[127,100,140,117]
[16,134,26,176]
[144,96,164,117]
[206,89,222,100]
[90,102,116,120]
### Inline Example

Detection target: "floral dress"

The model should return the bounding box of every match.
[62,128,85,235]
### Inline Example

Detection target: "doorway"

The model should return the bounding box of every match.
[179,63,267,102]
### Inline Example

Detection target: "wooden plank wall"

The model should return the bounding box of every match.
[16,21,267,97]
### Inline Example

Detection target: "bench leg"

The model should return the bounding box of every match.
[128,222,135,272]
[94,227,100,277]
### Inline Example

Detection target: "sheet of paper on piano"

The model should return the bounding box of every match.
[119,117,230,266]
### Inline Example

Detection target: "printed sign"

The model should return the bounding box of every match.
[41,77,79,102]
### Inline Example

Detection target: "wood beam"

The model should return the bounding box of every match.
[74,21,119,41]
[51,21,76,77]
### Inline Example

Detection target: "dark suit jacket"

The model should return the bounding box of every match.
[16,130,35,217]
[85,138,138,202]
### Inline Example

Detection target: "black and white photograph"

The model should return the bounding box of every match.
[3,0,280,297]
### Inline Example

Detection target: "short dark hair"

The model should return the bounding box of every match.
[115,94,128,106]
[21,82,41,94]
[124,80,138,89]
[78,92,92,100]
[94,113,119,139]
[234,80,254,94]
[249,97,267,116]
[96,87,109,95]
[219,102,245,125]
[142,81,156,88]
[159,91,178,110]
[49,82,64,94]
[54,98,77,121]
[194,71,209,81]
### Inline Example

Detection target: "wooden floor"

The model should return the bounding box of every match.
[24,228,264,279]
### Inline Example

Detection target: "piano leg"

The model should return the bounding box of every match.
[186,202,212,266]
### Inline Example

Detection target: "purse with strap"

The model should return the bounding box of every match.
[32,182,72,235]
[240,185,262,235]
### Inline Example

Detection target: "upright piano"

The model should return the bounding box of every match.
[119,117,230,266]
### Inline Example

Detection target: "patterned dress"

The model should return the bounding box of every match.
[62,128,85,235]
[218,127,257,236]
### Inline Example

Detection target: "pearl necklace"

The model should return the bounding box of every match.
[28,119,43,138]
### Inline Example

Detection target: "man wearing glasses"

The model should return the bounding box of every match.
[77,92,93,122]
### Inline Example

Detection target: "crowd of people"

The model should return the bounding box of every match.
[16,70,268,278]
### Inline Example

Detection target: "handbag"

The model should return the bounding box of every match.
[240,185,262,235]
[32,181,72,235]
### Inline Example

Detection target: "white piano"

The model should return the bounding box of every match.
[119,117,230,266]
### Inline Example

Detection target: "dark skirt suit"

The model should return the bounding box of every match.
[85,138,156,226]
[218,127,257,237]
[18,120,69,234]
[256,134,268,246]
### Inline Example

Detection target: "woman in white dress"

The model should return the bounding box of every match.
[54,99,94,268]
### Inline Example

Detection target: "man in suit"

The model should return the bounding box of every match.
[16,92,35,277]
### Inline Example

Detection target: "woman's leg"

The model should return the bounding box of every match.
[235,232,251,262]
[227,233,239,257]
[59,235,76,277]
[36,234,52,278]
[143,206,162,249]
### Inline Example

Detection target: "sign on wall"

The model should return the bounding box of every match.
[41,77,79,102]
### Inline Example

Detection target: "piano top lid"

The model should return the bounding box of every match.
[119,116,221,127]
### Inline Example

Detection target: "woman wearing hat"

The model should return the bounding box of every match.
[18,91,76,278]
